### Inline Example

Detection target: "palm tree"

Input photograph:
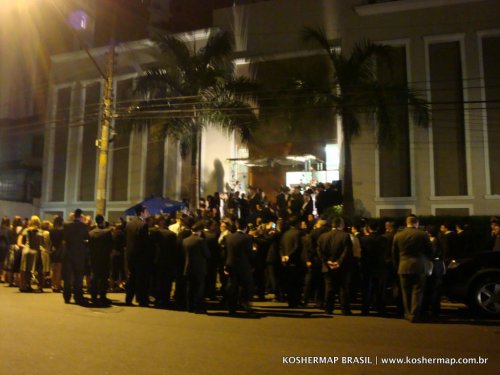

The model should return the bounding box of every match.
[134,30,257,208]
[301,27,430,219]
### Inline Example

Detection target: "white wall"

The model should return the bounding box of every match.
[200,127,237,197]
[0,200,39,219]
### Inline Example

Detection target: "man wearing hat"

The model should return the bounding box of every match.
[125,204,151,306]
[183,221,210,313]
[225,219,254,314]
[88,214,113,305]
[276,186,290,219]
[62,208,90,305]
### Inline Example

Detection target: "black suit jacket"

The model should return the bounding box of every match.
[125,217,150,266]
[183,234,210,277]
[439,231,459,261]
[392,227,433,275]
[304,225,330,266]
[225,231,253,275]
[88,227,113,270]
[280,227,304,266]
[150,227,177,275]
[360,232,387,277]
[315,190,327,215]
[382,230,395,264]
[63,220,89,263]
[300,200,314,221]
[317,229,353,272]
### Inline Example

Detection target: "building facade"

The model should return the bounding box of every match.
[212,0,500,217]
[39,0,500,220]
[41,31,242,222]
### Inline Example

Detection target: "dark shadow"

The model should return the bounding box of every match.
[251,308,332,319]
[204,301,335,319]
[214,159,225,192]
[206,311,262,319]
[417,307,500,326]
[88,303,113,309]
[84,292,500,324]
[206,158,225,193]
[346,303,500,326]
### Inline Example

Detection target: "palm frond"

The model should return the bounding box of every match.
[349,40,392,68]
[155,33,192,66]
[135,68,185,97]
[200,83,257,143]
[301,27,336,63]
[352,81,429,145]
[200,31,234,70]
[225,76,261,102]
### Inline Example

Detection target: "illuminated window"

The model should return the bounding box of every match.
[325,143,340,182]
[285,143,340,186]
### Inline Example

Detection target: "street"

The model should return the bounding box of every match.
[0,286,498,375]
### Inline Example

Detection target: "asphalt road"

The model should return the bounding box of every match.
[0,286,498,375]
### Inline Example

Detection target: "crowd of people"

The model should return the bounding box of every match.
[0,183,499,322]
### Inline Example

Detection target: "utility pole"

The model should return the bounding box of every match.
[49,1,116,216]
[95,40,115,216]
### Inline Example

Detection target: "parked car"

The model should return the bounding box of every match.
[443,251,500,317]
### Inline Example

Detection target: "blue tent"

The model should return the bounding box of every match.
[124,196,186,216]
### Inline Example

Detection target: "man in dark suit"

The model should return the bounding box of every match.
[360,221,387,315]
[276,186,290,219]
[88,214,113,306]
[392,215,433,323]
[183,222,210,313]
[150,214,177,308]
[288,187,304,217]
[314,183,327,216]
[302,218,330,307]
[439,222,459,261]
[300,192,314,222]
[318,216,353,315]
[225,220,255,314]
[174,216,192,309]
[382,221,402,315]
[62,208,90,305]
[125,205,151,307]
[279,216,305,308]
[203,219,220,300]
[455,222,474,256]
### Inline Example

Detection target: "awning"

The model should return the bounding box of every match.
[124,196,185,216]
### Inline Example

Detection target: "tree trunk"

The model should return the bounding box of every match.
[342,120,355,221]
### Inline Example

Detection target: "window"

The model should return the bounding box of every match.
[285,143,340,186]
[377,45,411,197]
[482,35,500,195]
[51,87,71,202]
[145,125,165,197]
[79,82,100,201]
[110,79,133,201]
[429,41,467,196]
